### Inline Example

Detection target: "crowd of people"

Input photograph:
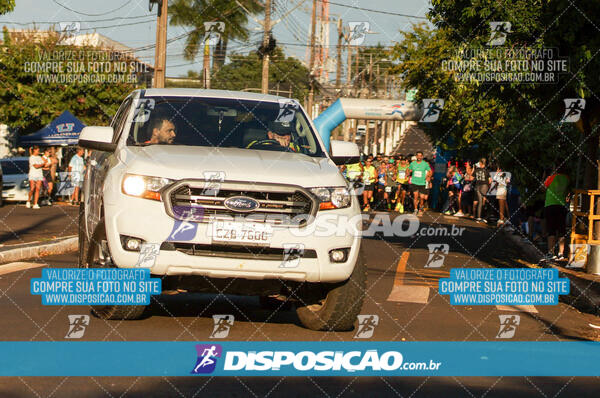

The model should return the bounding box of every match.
[342,153,572,263]
[26,146,86,209]
[343,151,433,216]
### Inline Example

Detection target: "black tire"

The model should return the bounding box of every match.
[294,250,366,331]
[78,202,87,267]
[83,218,146,320]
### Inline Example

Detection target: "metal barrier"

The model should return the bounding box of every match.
[570,189,600,273]
[570,189,600,245]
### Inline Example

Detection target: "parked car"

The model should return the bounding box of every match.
[0,157,30,203]
[78,88,365,331]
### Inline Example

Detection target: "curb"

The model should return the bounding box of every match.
[502,229,600,315]
[0,236,78,264]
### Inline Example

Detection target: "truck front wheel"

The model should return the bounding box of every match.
[294,251,366,331]
[82,219,146,320]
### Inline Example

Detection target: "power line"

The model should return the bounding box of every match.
[323,0,427,19]
[78,19,155,31]
[0,15,152,25]
[51,0,134,17]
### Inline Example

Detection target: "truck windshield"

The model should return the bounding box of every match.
[126,96,325,157]
[1,160,29,175]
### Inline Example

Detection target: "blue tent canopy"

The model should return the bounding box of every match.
[19,110,86,146]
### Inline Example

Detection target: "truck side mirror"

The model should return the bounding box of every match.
[330,140,360,165]
[78,126,116,152]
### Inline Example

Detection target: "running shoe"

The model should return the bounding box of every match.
[25,201,31,208]
[32,204,40,209]
[454,211,465,217]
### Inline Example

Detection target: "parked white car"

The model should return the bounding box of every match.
[1,157,30,203]
[78,89,365,331]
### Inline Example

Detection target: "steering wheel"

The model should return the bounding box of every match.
[247,139,294,152]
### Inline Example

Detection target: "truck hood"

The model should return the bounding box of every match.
[2,173,28,185]
[118,145,345,188]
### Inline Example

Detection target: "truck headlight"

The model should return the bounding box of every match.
[310,187,351,210]
[122,174,173,201]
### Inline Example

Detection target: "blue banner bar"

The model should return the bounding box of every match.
[0,342,599,376]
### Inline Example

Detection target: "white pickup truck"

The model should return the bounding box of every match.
[78,88,365,331]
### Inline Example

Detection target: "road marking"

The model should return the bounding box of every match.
[391,251,409,287]
[387,285,430,304]
[496,304,538,313]
[386,251,431,304]
[0,262,45,276]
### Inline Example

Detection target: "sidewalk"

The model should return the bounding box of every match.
[0,203,79,246]
[502,225,600,315]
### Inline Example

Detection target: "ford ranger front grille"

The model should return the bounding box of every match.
[162,180,318,226]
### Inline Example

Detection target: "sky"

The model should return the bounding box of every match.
[0,0,430,78]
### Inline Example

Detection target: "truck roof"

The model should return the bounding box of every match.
[139,88,289,102]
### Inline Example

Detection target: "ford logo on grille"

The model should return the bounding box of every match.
[223,196,260,212]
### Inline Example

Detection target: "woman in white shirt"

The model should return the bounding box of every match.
[27,146,48,209]
[493,168,511,225]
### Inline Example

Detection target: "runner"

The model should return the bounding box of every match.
[384,157,398,211]
[395,156,410,213]
[345,160,364,206]
[361,158,377,212]
[407,151,432,216]
[375,158,388,210]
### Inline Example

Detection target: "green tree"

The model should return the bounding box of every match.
[390,23,508,149]
[0,31,139,134]
[427,0,600,187]
[0,0,15,15]
[211,47,311,102]
[169,0,263,71]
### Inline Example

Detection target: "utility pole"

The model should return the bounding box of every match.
[203,39,210,89]
[335,18,342,91]
[261,0,272,94]
[307,0,317,118]
[346,43,352,95]
[368,53,373,96]
[153,0,168,88]
[354,46,359,92]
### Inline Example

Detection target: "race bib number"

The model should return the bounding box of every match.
[398,171,406,179]
[414,170,423,178]
[385,186,392,193]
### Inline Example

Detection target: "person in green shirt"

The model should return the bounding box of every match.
[407,151,432,216]
[361,158,377,212]
[543,166,570,261]
[395,156,410,213]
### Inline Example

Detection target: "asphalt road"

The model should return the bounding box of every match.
[1,212,599,396]
[0,203,79,246]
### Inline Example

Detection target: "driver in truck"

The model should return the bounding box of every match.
[246,121,300,152]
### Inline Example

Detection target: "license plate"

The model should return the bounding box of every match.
[211,221,273,246]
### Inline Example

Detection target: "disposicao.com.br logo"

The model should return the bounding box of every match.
[191,345,442,375]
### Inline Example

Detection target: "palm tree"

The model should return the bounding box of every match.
[169,0,263,72]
